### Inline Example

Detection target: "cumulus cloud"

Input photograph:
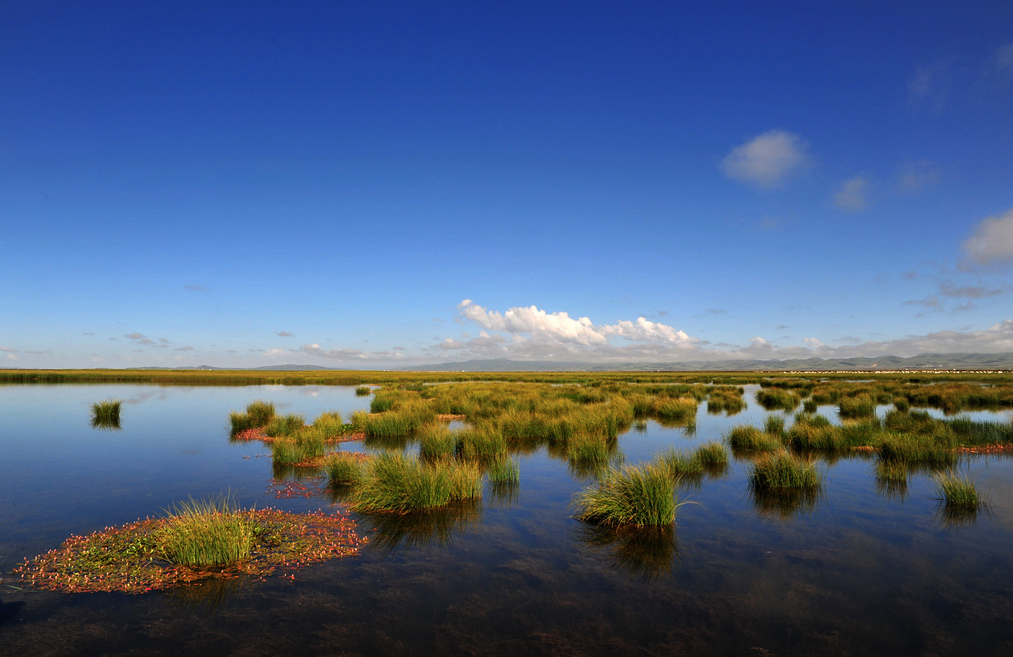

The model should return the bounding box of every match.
[962,208,1013,266]
[896,160,941,193]
[833,176,869,212]
[458,300,695,348]
[721,130,810,189]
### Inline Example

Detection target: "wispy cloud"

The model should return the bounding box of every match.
[185,284,204,291]
[907,61,951,112]
[896,160,941,193]
[833,176,869,212]
[721,130,809,189]
[276,331,294,337]
[962,207,1013,266]
[0,346,17,353]
[939,281,1004,299]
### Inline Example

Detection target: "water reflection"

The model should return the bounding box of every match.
[488,479,519,505]
[91,416,122,430]
[750,486,824,521]
[574,524,678,581]
[363,433,413,452]
[361,501,482,555]
[271,460,324,481]
[165,576,248,617]
[935,501,989,529]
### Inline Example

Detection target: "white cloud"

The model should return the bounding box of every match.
[896,160,941,193]
[276,331,294,337]
[721,130,809,189]
[833,176,869,212]
[803,337,824,349]
[962,208,1013,266]
[458,300,696,349]
[0,346,17,353]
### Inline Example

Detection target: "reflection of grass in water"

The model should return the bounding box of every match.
[751,486,823,520]
[575,523,677,582]
[91,400,122,429]
[361,501,482,555]
[874,459,909,500]
[166,575,248,617]
[355,385,372,396]
[271,460,324,482]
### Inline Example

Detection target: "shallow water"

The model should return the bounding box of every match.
[1,384,1012,656]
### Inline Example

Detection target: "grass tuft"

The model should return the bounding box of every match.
[935,471,983,509]
[750,449,822,490]
[350,453,482,513]
[574,461,679,527]
[155,494,256,568]
[91,400,122,428]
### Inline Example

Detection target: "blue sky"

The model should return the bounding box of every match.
[2,1,1012,368]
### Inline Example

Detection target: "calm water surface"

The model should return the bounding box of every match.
[1,384,1012,656]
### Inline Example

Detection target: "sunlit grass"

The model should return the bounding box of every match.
[574,460,681,527]
[91,400,122,428]
[349,453,482,513]
[750,449,822,490]
[155,494,256,568]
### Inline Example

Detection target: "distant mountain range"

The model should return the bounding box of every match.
[140,353,1013,372]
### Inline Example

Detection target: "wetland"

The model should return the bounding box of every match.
[2,372,1013,655]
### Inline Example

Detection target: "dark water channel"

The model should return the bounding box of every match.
[1,384,1012,656]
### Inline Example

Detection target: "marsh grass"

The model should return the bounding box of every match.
[574,461,680,527]
[839,394,877,419]
[350,453,482,513]
[874,459,909,499]
[418,423,457,460]
[652,397,698,425]
[755,389,801,411]
[486,458,520,485]
[265,414,305,438]
[802,399,818,414]
[355,385,372,397]
[155,494,256,568]
[750,449,822,490]
[935,471,984,509]
[454,425,507,464]
[877,432,957,466]
[727,425,782,453]
[324,453,365,485]
[91,400,122,429]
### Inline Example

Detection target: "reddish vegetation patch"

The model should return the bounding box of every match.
[328,431,365,442]
[233,428,267,441]
[267,477,327,499]
[955,443,1013,454]
[14,508,366,595]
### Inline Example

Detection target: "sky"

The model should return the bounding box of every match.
[2,1,1013,369]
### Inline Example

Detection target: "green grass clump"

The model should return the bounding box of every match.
[764,414,786,437]
[574,461,678,527]
[324,453,365,485]
[486,458,520,485]
[271,436,327,465]
[660,450,704,479]
[350,453,482,513]
[652,397,698,424]
[802,399,818,414]
[454,425,507,463]
[155,494,256,568]
[786,414,845,451]
[727,425,782,452]
[91,400,122,427]
[245,400,275,426]
[750,449,822,490]
[265,414,305,438]
[935,471,983,509]
[418,423,457,460]
[839,394,877,419]
[755,389,801,411]
[877,432,957,466]
[355,385,372,397]
[694,442,728,469]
